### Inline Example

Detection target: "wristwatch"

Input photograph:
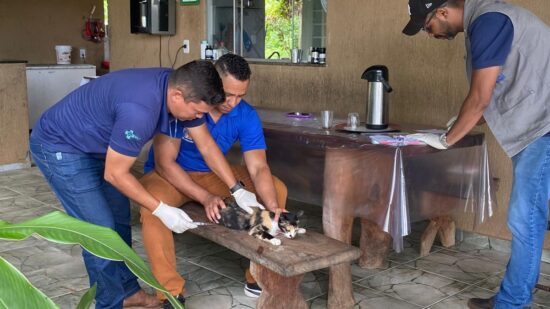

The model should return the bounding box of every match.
[439,133,450,148]
[229,180,245,194]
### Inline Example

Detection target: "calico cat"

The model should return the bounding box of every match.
[219,197,306,246]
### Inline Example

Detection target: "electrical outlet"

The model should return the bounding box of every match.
[183,40,190,54]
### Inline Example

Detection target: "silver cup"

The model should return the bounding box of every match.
[321,110,334,129]
[291,48,302,63]
[347,112,360,129]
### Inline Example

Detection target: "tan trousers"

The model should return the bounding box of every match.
[139,165,287,299]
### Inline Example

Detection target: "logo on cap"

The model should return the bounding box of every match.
[426,3,433,9]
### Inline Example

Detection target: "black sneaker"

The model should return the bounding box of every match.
[163,294,185,309]
[244,282,262,298]
[467,296,531,309]
[467,297,494,309]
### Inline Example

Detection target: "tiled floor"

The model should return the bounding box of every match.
[1,167,550,308]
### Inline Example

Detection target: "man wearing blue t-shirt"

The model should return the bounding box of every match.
[403,1,550,308]
[139,54,287,306]
[29,60,264,309]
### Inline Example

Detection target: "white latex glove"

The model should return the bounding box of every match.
[409,133,448,150]
[446,115,458,132]
[231,189,265,214]
[152,202,198,233]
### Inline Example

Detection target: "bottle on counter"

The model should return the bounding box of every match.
[200,40,208,60]
[312,47,319,64]
[205,45,213,60]
[319,47,326,64]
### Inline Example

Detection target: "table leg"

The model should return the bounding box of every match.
[358,219,392,269]
[323,148,358,309]
[420,216,455,256]
[250,262,307,309]
[323,215,355,309]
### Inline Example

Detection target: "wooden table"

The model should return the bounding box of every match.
[257,109,495,308]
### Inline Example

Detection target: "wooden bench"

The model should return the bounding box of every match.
[183,202,361,309]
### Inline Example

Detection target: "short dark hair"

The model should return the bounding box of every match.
[168,60,225,105]
[214,54,251,81]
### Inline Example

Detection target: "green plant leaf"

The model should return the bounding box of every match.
[76,283,96,309]
[0,256,59,308]
[0,211,182,309]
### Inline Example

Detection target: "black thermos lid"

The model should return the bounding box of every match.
[361,65,389,82]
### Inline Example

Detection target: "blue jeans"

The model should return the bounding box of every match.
[495,135,550,309]
[29,140,140,309]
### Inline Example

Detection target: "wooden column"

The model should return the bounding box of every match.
[250,262,307,309]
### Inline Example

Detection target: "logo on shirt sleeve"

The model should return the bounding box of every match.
[182,128,194,144]
[124,130,141,141]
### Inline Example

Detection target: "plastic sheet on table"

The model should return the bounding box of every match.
[257,109,496,252]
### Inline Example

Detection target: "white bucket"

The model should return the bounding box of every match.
[55,45,72,64]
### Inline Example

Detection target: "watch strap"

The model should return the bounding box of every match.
[230,180,245,194]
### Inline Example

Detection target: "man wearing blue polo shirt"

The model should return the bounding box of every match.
[139,54,287,306]
[29,60,264,309]
[402,1,550,308]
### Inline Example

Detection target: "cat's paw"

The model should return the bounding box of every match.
[269,238,281,246]
[297,228,306,234]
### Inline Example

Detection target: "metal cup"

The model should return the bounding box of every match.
[347,112,360,129]
[291,48,302,63]
[321,110,333,129]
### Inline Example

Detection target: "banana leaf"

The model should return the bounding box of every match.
[0,211,182,309]
[0,256,59,309]
[76,283,96,309]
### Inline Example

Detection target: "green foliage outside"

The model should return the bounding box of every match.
[265,0,302,59]
[0,211,183,309]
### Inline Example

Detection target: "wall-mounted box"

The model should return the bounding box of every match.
[130,0,175,35]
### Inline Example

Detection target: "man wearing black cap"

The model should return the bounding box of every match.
[402,1,550,308]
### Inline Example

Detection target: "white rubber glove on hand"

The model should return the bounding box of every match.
[152,202,198,233]
[409,133,448,150]
[231,189,265,214]
[446,115,458,132]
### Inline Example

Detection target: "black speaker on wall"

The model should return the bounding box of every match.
[130,0,175,35]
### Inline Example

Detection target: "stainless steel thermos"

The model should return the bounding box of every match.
[361,65,393,130]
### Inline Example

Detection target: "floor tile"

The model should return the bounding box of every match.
[405,249,505,284]
[0,169,44,188]
[310,285,422,309]
[0,235,46,254]
[0,195,57,223]
[0,187,21,200]
[301,270,329,300]
[174,232,229,260]
[51,289,93,309]
[534,274,550,307]
[474,271,550,307]
[2,241,82,275]
[426,285,493,309]
[354,265,468,307]
[185,281,256,309]
[188,250,250,283]
[350,260,401,281]
[2,167,550,308]
[177,258,238,296]
[7,181,53,196]
[29,191,61,206]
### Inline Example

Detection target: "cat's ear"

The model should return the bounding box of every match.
[296,210,304,218]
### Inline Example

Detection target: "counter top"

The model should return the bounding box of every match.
[26,64,96,70]
[0,60,28,64]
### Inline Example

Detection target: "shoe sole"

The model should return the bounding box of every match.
[244,287,261,298]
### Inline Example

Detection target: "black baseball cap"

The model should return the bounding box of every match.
[402,0,447,35]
